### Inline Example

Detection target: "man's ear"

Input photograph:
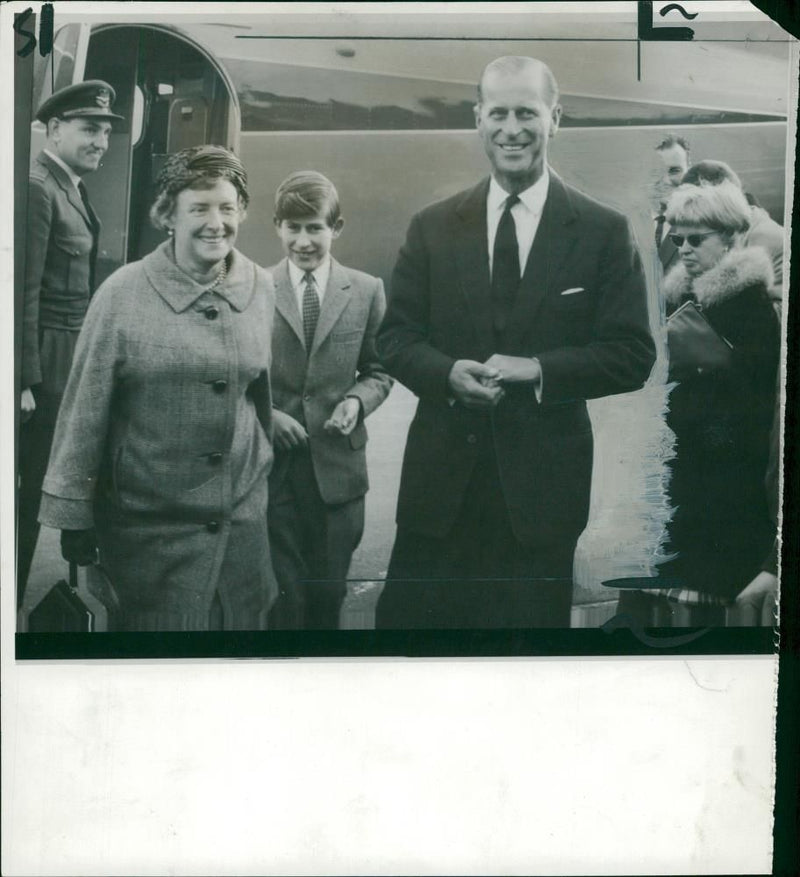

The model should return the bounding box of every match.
[332,217,345,238]
[549,103,562,137]
[473,103,482,129]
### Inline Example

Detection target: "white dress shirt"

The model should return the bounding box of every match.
[287,256,331,314]
[44,148,83,194]
[487,170,550,277]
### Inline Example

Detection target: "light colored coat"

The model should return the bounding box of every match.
[744,205,784,297]
[39,241,277,631]
[269,257,392,504]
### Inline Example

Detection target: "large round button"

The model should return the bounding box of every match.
[204,306,219,320]
[212,379,227,393]
[208,452,223,465]
[206,520,220,533]
[303,394,311,402]
[466,434,477,444]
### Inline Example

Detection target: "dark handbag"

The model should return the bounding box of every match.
[667,299,734,381]
[27,562,95,632]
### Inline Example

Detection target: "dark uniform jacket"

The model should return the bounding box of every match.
[21,151,98,391]
[377,172,656,565]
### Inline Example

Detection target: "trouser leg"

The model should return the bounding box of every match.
[17,392,59,609]
[304,495,364,630]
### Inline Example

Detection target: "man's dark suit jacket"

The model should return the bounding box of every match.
[377,172,656,570]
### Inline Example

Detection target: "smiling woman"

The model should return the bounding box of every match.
[36,146,280,632]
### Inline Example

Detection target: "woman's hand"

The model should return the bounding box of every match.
[272,409,308,451]
[60,528,98,567]
[324,398,361,436]
[731,571,778,626]
[20,388,36,423]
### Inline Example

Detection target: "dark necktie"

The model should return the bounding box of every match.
[78,180,100,292]
[302,271,320,352]
[655,208,666,248]
[491,194,521,336]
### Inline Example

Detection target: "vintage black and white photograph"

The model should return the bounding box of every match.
[3,3,799,874]
[7,1,796,652]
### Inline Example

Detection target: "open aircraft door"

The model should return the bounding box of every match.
[33,24,239,287]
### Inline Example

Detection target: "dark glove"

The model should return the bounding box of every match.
[60,528,98,566]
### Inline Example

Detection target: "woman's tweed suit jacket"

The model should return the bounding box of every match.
[39,240,278,631]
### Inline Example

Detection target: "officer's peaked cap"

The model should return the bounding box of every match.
[36,80,124,124]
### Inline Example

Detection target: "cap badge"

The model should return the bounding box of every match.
[94,88,111,109]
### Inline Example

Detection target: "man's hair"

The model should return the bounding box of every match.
[655,133,690,156]
[681,159,743,191]
[274,170,341,226]
[665,180,750,236]
[476,56,560,108]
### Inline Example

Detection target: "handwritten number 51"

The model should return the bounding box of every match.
[14,4,54,59]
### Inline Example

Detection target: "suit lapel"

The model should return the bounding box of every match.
[311,259,352,355]
[272,260,305,347]
[454,179,495,358]
[38,151,95,233]
[503,172,580,350]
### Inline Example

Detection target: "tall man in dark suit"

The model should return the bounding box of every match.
[17,81,123,608]
[375,56,656,628]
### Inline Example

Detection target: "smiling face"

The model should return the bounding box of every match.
[275,210,344,272]
[169,179,242,276]
[672,223,729,277]
[475,63,561,193]
[49,117,112,176]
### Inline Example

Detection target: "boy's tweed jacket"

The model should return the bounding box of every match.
[39,240,278,631]
[269,257,392,504]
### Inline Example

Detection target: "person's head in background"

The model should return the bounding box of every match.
[655,133,691,192]
[274,170,344,273]
[681,159,761,208]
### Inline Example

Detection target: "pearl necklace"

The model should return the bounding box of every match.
[209,259,228,290]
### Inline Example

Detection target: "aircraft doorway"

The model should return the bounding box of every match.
[82,26,238,284]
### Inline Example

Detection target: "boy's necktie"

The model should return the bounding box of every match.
[302,271,320,351]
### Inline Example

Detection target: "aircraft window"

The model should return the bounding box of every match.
[131,85,145,148]
[224,57,784,132]
[157,83,175,96]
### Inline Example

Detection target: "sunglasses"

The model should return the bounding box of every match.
[668,231,718,248]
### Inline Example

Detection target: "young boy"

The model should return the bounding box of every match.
[268,171,392,629]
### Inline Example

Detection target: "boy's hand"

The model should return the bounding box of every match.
[324,398,361,436]
[272,409,308,450]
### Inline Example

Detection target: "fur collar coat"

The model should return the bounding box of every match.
[663,244,774,310]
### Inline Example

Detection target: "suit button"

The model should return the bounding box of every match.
[467,434,477,444]
[303,394,311,401]
[212,379,227,393]
[204,306,219,320]
[206,520,220,533]
[209,452,223,465]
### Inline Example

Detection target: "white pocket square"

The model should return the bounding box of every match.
[560,287,585,296]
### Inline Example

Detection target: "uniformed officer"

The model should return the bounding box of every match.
[18,80,124,608]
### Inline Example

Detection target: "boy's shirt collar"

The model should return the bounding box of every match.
[287,255,331,306]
